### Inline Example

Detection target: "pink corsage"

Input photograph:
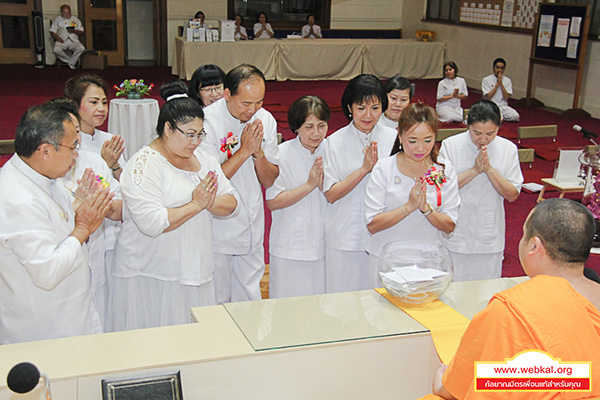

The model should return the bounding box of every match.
[424,166,447,207]
[220,132,239,159]
[96,175,110,189]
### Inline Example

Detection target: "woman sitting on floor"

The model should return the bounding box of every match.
[436,61,468,123]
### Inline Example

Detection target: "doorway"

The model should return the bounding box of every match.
[0,0,35,63]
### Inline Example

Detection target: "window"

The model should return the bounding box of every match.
[228,0,331,29]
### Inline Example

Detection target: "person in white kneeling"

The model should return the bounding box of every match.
[481,57,520,122]
[50,4,85,69]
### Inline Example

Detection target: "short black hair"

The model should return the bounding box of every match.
[526,198,595,264]
[15,102,72,157]
[256,11,267,22]
[467,99,501,127]
[384,75,413,99]
[157,81,204,138]
[194,11,205,19]
[288,95,330,133]
[189,64,226,107]
[307,14,315,21]
[493,57,506,67]
[47,97,81,125]
[224,64,266,96]
[341,74,387,121]
[235,13,244,23]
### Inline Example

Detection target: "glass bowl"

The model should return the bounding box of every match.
[378,240,453,305]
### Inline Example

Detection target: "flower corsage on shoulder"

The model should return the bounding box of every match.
[424,166,447,209]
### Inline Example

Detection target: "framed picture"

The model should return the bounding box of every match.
[101,371,183,400]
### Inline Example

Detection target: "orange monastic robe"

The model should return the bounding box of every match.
[436,275,600,399]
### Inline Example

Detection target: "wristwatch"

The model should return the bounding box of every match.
[420,204,433,216]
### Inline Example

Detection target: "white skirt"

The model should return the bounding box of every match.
[109,275,215,332]
[450,251,503,282]
[269,255,325,299]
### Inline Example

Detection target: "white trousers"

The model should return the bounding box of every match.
[450,251,503,282]
[269,255,325,299]
[437,106,464,123]
[499,105,520,122]
[53,39,85,67]
[325,248,370,293]
[213,247,265,303]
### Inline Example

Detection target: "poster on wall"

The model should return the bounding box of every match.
[537,14,554,47]
[567,38,579,58]
[570,16,582,36]
[555,18,570,48]
[501,0,515,27]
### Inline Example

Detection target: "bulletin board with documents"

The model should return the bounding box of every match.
[459,0,540,30]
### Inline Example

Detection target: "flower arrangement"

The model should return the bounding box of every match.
[220,132,239,158]
[424,166,447,207]
[113,79,154,98]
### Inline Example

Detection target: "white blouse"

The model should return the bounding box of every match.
[323,122,397,251]
[80,128,126,167]
[377,113,398,131]
[439,131,523,254]
[436,77,468,109]
[113,146,238,285]
[253,22,273,39]
[266,137,327,261]
[364,155,460,258]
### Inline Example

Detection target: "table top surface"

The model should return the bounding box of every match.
[110,98,158,105]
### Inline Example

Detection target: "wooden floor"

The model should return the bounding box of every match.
[260,264,270,299]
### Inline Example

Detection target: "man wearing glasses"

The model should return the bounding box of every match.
[0,102,113,344]
[202,64,280,303]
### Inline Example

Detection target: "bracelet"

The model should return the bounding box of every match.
[420,204,433,216]
[252,149,265,160]
[111,165,122,172]
[400,204,410,216]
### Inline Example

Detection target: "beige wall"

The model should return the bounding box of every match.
[401,0,600,118]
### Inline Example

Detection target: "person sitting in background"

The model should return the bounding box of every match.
[430,198,600,399]
[302,14,322,39]
[193,11,206,28]
[365,103,459,288]
[482,57,520,122]
[439,99,523,282]
[111,81,238,331]
[266,96,329,298]
[49,4,85,69]
[378,75,412,131]
[189,64,226,108]
[0,101,113,344]
[436,61,468,123]
[323,74,397,293]
[254,11,274,39]
[234,14,248,40]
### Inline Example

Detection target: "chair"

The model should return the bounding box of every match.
[517,124,557,145]
[0,139,15,155]
[436,128,464,142]
[518,148,535,168]
[536,147,585,202]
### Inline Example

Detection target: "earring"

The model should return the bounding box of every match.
[399,142,403,151]
[349,113,352,118]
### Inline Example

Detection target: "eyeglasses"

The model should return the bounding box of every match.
[57,141,80,152]
[175,125,207,141]
[199,84,224,94]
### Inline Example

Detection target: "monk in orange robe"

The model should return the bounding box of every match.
[428,198,600,399]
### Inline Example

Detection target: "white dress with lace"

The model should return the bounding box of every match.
[110,146,238,331]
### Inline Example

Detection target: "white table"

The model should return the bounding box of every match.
[108,98,159,160]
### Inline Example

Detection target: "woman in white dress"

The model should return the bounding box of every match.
[266,96,329,298]
[378,75,413,131]
[64,74,125,181]
[436,61,468,123]
[234,14,248,40]
[365,103,460,287]
[439,99,523,281]
[253,11,274,39]
[111,82,238,330]
[323,74,397,292]
[188,64,226,108]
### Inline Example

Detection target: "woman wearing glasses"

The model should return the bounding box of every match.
[111,81,238,331]
[189,64,226,108]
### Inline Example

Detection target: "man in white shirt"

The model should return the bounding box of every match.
[201,64,280,302]
[0,102,113,344]
[302,14,322,39]
[481,57,520,122]
[49,4,85,69]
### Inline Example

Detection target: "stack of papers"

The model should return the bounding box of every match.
[380,265,450,301]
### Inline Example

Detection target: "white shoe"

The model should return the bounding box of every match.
[68,63,76,69]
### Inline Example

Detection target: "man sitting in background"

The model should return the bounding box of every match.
[481,57,520,122]
[431,198,600,399]
[50,4,85,69]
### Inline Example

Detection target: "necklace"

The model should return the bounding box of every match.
[14,164,69,223]
[355,128,371,154]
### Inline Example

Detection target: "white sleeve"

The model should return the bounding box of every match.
[502,144,523,192]
[0,202,83,291]
[253,23,261,35]
[481,76,494,95]
[364,160,388,224]
[259,112,280,165]
[49,17,59,34]
[265,155,287,201]
[74,17,83,31]
[322,136,340,193]
[121,154,170,237]
[436,80,446,100]
[200,119,225,162]
[460,78,469,96]
[503,77,513,95]
[438,160,461,224]
[301,25,309,36]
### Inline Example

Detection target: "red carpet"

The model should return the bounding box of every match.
[1,64,599,276]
